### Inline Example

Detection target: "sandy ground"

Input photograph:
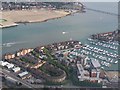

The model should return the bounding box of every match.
[105,71,119,79]
[0,9,70,28]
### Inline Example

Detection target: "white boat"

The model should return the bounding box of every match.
[87,38,93,41]
[62,31,67,34]
[101,67,104,69]
[114,61,118,64]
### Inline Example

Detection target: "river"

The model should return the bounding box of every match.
[2,2,118,70]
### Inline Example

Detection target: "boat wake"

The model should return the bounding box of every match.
[2,41,28,47]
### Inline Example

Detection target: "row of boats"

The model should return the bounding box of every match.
[57,38,118,69]
[88,38,119,46]
[67,48,117,68]
[82,44,118,59]
[80,38,119,68]
[79,50,118,67]
[90,41,118,50]
[100,61,111,68]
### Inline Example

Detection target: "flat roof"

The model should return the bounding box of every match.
[91,59,101,68]
[6,63,14,69]
[12,67,20,72]
[18,71,28,77]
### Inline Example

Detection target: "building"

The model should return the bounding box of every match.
[16,48,33,57]
[20,74,31,80]
[91,69,97,77]
[5,63,14,69]
[77,64,90,81]
[91,59,101,68]
[18,71,28,77]
[23,55,40,64]
[10,59,30,68]
[30,61,46,69]
[12,67,21,72]
[4,53,15,60]
[18,71,31,80]
[0,61,9,66]
[77,63,102,83]
[30,67,66,83]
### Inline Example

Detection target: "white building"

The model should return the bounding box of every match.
[18,71,28,77]
[77,63,102,83]
[0,61,9,66]
[12,67,21,72]
[77,64,90,81]
[6,63,14,69]
[91,59,101,68]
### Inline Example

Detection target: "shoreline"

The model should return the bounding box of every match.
[0,23,18,28]
[15,13,71,24]
[1,9,71,29]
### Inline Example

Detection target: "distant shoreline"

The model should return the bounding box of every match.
[15,13,71,24]
[0,9,72,29]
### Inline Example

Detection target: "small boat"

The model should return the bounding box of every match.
[62,31,67,34]
[114,61,118,64]
[101,67,104,69]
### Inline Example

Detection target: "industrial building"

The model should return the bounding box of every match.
[12,67,21,73]
[18,71,31,80]
[0,61,9,66]
[5,63,14,69]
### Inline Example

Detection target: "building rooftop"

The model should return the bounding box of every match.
[91,59,101,68]
[18,71,28,77]
[12,67,20,72]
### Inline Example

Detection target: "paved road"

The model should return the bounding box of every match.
[1,68,34,88]
[1,68,46,89]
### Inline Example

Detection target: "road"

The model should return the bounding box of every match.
[1,68,46,89]
[0,68,34,89]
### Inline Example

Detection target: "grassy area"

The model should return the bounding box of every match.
[43,48,69,75]
[20,57,28,62]
[0,19,7,22]
[31,50,40,58]
[20,57,34,65]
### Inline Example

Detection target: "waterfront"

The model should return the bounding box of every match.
[1,9,69,28]
[2,2,118,71]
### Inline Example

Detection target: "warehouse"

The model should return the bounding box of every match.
[18,71,31,80]
[5,63,14,69]
[18,71,28,77]
[12,67,21,72]
[18,71,31,79]
[0,61,9,66]
[20,74,32,80]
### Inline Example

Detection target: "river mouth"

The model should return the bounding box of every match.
[2,2,118,71]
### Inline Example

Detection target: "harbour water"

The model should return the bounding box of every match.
[2,2,118,70]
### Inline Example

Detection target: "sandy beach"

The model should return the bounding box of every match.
[0,9,70,28]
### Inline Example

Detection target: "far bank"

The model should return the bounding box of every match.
[0,9,71,28]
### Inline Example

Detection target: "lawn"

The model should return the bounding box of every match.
[0,19,7,22]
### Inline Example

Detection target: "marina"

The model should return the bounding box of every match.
[1,2,119,88]
[55,31,119,71]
